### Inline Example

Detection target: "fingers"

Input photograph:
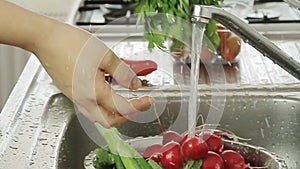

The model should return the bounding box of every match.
[74,37,154,127]
[99,50,142,90]
[95,71,127,113]
[99,96,154,127]
[95,72,149,115]
[93,71,154,127]
[79,104,128,128]
[96,106,128,128]
[87,95,154,128]
[129,96,155,112]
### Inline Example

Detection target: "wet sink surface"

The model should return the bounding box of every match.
[57,87,300,169]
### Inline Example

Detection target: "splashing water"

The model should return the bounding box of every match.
[188,23,206,137]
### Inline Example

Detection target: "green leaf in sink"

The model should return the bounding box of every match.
[95,123,152,169]
[184,160,203,169]
[93,147,115,169]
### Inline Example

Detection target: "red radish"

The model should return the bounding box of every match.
[179,133,188,145]
[121,59,158,76]
[181,136,209,160]
[199,131,224,154]
[142,143,162,159]
[221,150,251,169]
[201,151,225,169]
[162,131,183,145]
[161,141,184,169]
[149,153,162,163]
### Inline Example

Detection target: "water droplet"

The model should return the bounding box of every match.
[9,145,18,150]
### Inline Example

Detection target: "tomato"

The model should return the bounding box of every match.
[217,25,230,43]
[220,35,241,61]
[216,24,241,61]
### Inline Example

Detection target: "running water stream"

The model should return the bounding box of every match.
[187,23,206,138]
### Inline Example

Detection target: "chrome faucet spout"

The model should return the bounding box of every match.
[191,5,300,80]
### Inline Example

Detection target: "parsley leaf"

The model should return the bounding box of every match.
[132,0,224,52]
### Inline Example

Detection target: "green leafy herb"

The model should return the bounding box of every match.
[94,123,152,169]
[148,159,164,169]
[129,0,224,52]
[93,147,115,169]
[184,160,203,169]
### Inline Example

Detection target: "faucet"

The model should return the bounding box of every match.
[190,5,300,80]
[285,0,300,10]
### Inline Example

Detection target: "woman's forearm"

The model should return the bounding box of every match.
[0,1,49,52]
[0,1,91,56]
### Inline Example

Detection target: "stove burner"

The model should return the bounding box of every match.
[247,9,280,22]
[76,1,137,25]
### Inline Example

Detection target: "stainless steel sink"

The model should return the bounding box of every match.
[55,85,300,169]
[0,56,300,169]
[1,25,300,169]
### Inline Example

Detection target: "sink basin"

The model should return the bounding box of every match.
[1,60,300,169]
[56,86,300,169]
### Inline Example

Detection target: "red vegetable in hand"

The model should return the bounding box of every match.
[201,151,225,169]
[181,136,209,160]
[121,59,158,76]
[221,150,250,169]
[161,141,184,169]
[199,131,224,154]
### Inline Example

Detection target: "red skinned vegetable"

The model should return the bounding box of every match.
[199,131,224,154]
[221,150,252,169]
[161,141,184,169]
[181,136,209,160]
[179,133,188,145]
[121,59,158,76]
[142,143,162,159]
[162,131,183,145]
[201,151,225,169]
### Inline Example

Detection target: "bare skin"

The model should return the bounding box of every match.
[0,1,153,127]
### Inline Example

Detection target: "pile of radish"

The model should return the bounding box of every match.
[142,130,257,169]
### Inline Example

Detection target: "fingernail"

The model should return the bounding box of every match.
[131,78,142,90]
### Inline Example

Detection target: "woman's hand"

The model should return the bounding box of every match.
[0,1,153,127]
